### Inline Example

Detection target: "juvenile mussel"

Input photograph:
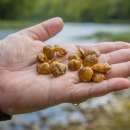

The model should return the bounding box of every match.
[43,45,55,60]
[68,53,82,71]
[85,49,100,57]
[49,58,62,65]
[50,61,67,77]
[54,44,67,56]
[92,72,105,82]
[37,52,49,63]
[92,62,112,73]
[83,54,98,67]
[79,67,94,82]
[68,54,82,62]
[36,62,50,74]
[68,59,81,71]
[76,46,85,59]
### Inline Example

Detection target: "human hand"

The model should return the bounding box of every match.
[0,17,130,115]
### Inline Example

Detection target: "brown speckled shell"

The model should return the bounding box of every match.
[76,48,85,59]
[92,72,105,82]
[68,54,82,62]
[92,62,112,73]
[37,52,48,63]
[54,44,67,56]
[49,58,62,65]
[36,62,50,74]
[83,54,98,67]
[79,67,94,82]
[43,45,55,60]
[86,49,100,57]
[50,62,67,77]
[68,59,81,71]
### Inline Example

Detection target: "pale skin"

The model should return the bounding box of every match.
[0,17,130,115]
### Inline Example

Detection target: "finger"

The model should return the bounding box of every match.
[19,17,64,41]
[105,61,130,79]
[77,41,130,54]
[98,48,130,64]
[68,78,130,104]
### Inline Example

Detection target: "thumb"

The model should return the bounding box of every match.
[19,17,64,41]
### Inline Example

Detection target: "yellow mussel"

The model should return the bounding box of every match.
[83,54,98,67]
[43,45,55,60]
[92,62,112,73]
[79,66,94,82]
[37,52,48,63]
[68,59,81,71]
[54,44,67,56]
[68,54,82,62]
[76,47,85,59]
[85,49,100,57]
[92,72,105,82]
[49,58,62,65]
[36,62,50,74]
[50,62,67,77]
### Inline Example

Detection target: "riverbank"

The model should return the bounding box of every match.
[0,20,40,29]
[86,32,130,43]
[4,90,130,130]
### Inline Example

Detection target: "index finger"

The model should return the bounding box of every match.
[77,41,130,54]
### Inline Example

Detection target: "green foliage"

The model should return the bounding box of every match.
[34,0,130,22]
[110,110,130,130]
[0,0,38,20]
[0,20,39,28]
[1,0,130,22]
[90,32,130,42]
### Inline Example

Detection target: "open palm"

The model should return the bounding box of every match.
[0,17,130,115]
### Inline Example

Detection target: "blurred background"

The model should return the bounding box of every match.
[1,0,130,130]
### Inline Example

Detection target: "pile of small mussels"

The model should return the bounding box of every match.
[36,45,111,82]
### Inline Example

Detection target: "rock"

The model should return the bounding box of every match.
[40,115,48,121]
[49,123,67,130]
[9,121,16,127]
[63,106,77,112]
[69,118,81,125]
[22,121,31,129]
[31,122,40,130]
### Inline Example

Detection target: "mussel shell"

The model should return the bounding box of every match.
[68,54,82,62]
[37,52,48,63]
[92,72,105,82]
[36,62,50,74]
[76,48,85,59]
[79,67,94,82]
[83,54,98,67]
[54,44,67,56]
[49,58,62,65]
[50,62,67,77]
[68,59,81,71]
[43,45,55,60]
[92,62,112,73]
[86,49,100,57]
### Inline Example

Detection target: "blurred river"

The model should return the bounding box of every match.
[1,23,130,130]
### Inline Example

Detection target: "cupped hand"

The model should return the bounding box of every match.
[0,17,130,115]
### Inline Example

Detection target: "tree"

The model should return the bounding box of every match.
[0,0,38,20]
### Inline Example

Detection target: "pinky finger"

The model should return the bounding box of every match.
[67,78,130,104]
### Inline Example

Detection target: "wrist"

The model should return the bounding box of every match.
[0,109,12,121]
